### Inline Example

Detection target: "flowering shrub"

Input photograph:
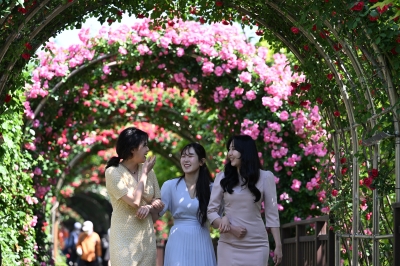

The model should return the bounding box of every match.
[16,19,330,265]
[1,0,399,265]
[0,87,52,265]
[154,212,173,241]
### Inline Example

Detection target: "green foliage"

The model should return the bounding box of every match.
[0,0,399,265]
[0,86,51,264]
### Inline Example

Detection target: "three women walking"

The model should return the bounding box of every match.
[105,127,282,265]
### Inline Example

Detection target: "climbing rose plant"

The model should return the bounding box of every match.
[17,18,330,264]
[0,0,398,264]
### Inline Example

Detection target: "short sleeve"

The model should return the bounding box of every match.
[207,172,225,224]
[148,169,161,199]
[105,167,128,200]
[159,180,173,217]
[263,171,280,228]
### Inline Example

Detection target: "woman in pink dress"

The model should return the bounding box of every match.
[207,135,283,266]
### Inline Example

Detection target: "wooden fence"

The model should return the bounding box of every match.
[281,215,334,266]
[394,203,400,266]
[155,209,400,266]
[156,240,167,266]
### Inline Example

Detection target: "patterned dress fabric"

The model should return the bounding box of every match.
[160,178,217,266]
[207,170,280,266]
[105,164,161,266]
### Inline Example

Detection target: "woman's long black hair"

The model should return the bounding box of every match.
[105,127,148,169]
[220,135,262,202]
[177,143,213,226]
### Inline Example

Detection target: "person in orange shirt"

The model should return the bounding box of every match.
[76,221,102,266]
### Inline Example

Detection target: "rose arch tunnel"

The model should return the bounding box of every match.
[0,1,399,265]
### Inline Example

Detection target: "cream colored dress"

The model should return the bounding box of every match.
[105,164,161,266]
[208,170,280,266]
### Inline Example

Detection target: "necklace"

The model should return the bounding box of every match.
[121,163,138,176]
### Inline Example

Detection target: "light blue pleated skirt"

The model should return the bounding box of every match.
[164,219,217,266]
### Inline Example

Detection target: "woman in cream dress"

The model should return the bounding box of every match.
[208,135,283,266]
[105,127,164,266]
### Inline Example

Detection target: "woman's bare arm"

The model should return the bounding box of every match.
[270,227,282,265]
[120,173,147,208]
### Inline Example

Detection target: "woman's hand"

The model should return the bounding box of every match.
[151,198,164,211]
[230,225,247,238]
[142,156,156,175]
[136,205,151,219]
[219,216,230,233]
[273,245,283,265]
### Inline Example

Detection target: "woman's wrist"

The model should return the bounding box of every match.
[139,173,147,181]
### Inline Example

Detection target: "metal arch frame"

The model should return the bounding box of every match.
[0,1,399,264]
[233,1,400,264]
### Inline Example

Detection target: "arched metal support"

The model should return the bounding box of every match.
[263,3,361,263]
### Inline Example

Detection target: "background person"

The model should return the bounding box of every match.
[76,221,102,266]
[101,229,110,266]
[63,222,82,266]
[207,135,282,266]
[105,127,164,266]
[159,143,217,266]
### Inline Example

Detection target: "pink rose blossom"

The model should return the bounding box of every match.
[30,216,38,227]
[279,111,289,121]
[33,167,42,176]
[176,47,185,57]
[291,179,301,192]
[245,90,256,100]
[239,71,252,83]
[214,66,224,76]
[294,216,302,221]
[321,206,330,214]
[202,61,214,75]
[103,65,111,75]
[234,100,243,109]
[118,46,128,55]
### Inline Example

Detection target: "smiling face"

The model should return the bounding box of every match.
[228,140,242,168]
[180,147,203,175]
[132,140,149,163]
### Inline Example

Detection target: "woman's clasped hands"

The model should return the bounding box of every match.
[136,205,152,219]
[218,216,230,233]
[136,198,164,220]
[151,198,164,211]
[218,216,247,238]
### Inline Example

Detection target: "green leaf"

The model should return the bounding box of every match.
[1,122,10,130]
[0,165,7,176]
[2,136,13,148]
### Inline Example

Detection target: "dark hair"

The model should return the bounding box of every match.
[177,143,213,226]
[220,135,262,202]
[105,127,148,169]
